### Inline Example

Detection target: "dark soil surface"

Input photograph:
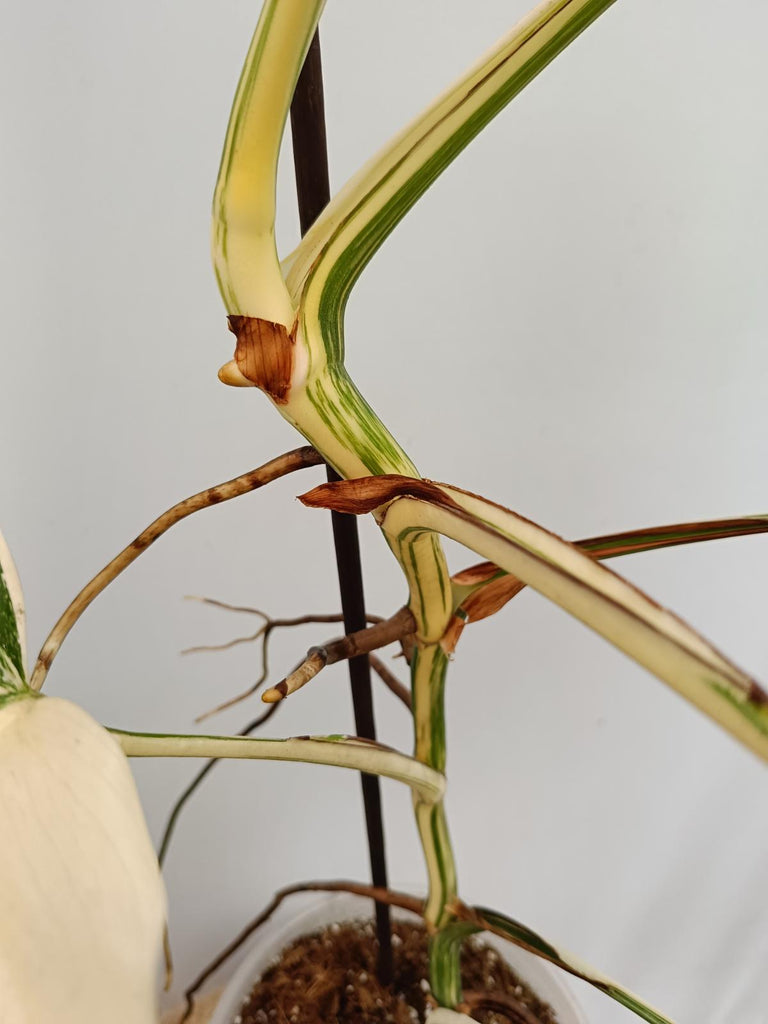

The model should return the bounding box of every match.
[236,918,559,1024]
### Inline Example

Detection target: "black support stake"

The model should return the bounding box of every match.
[289,30,394,987]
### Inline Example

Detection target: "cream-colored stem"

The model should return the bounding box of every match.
[113,729,445,805]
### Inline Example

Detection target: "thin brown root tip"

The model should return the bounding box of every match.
[194,693,248,722]
[180,643,228,655]
[182,633,262,655]
[183,595,270,620]
[194,704,230,724]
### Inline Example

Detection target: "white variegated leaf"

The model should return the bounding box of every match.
[0,696,167,1023]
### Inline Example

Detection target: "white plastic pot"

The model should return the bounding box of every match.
[209,891,587,1024]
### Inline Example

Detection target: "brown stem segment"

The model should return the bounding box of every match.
[290,28,394,985]
[262,606,416,702]
[188,610,385,722]
[30,447,322,691]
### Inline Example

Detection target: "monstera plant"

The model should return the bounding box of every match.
[2,1,766,1022]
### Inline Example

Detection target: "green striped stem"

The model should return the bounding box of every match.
[214,0,622,998]
[270,339,458,932]
[301,476,768,764]
[212,0,456,937]
[113,730,444,806]
[279,0,621,945]
[212,0,325,323]
[410,643,456,928]
[281,363,453,641]
[429,921,478,1011]
[284,0,620,329]
[433,906,674,1024]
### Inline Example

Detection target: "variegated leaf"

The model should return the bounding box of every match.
[0,696,167,1023]
[0,527,26,693]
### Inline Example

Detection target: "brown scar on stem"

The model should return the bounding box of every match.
[299,474,466,516]
[226,315,297,404]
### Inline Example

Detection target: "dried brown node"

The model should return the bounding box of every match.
[227,315,297,403]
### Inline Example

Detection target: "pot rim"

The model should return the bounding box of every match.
[208,890,587,1024]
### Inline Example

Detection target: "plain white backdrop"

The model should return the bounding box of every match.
[2,2,768,1021]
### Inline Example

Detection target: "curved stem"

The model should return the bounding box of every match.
[211,1,621,1005]
[286,0,619,335]
[303,476,768,762]
[212,0,325,319]
[213,3,456,986]
[30,447,322,691]
[113,729,445,806]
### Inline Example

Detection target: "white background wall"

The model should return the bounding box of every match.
[2,2,768,1021]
